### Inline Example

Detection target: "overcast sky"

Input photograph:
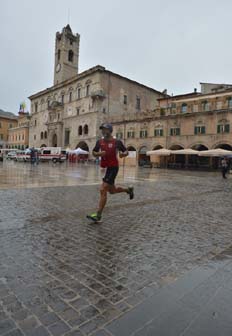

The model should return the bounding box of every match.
[1,0,232,114]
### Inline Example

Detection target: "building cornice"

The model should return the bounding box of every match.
[29,65,165,100]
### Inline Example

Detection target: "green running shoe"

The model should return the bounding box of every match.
[86,213,102,223]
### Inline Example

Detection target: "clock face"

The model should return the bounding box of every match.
[56,63,61,73]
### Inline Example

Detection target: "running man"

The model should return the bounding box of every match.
[87,123,134,222]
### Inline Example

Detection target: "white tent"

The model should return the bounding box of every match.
[198,148,232,157]
[171,149,199,155]
[147,149,171,156]
[73,148,89,155]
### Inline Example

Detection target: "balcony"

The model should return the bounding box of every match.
[91,90,106,100]
[48,101,64,111]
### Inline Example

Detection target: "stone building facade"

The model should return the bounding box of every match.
[8,112,30,149]
[0,110,18,148]
[112,83,232,166]
[28,25,165,151]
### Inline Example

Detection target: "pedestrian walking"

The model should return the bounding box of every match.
[30,147,36,165]
[221,157,228,179]
[87,123,134,223]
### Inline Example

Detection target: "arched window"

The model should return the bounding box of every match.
[202,101,210,111]
[58,49,61,61]
[69,91,72,102]
[44,131,47,139]
[84,125,88,135]
[86,85,90,96]
[68,50,74,62]
[78,126,83,136]
[181,103,187,113]
[41,132,44,140]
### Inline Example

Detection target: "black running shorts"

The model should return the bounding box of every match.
[103,167,119,185]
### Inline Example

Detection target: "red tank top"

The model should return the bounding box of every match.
[99,138,119,168]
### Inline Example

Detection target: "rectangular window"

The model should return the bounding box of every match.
[136,97,141,110]
[0,123,1,128]
[76,108,80,115]
[194,126,206,135]
[47,100,50,108]
[202,102,210,111]
[77,88,81,99]
[86,85,90,96]
[69,92,72,102]
[140,130,148,138]
[181,104,188,113]
[154,129,163,137]
[160,108,166,116]
[61,95,64,104]
[123,95,127,105]
[193,105,198,113]
[217,124,230,133]
[35,102,38,113]
[9,123,12,129]
[228,98,232,109]
[0,134,3,140]
[64,129,70,146]
[225,124,230,133]
[171,103,176,114]
[34,135,36,140]
[170,128,180,136]
[216,101,222,110]
[127,131,135,138]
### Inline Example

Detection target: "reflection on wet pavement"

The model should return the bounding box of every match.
[0,161,232,335]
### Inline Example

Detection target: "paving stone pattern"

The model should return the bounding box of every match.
[0,164,232,335]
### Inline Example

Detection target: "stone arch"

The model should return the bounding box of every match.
[138,145,150,165]
[76,141,89,151]
[169,144,185,167]
[213,143,232,150]
[169,144,184,150]
[127,145,136,151]
[152,145,163,150]
[41,144,47,148]
[189,143,209,167]
[190,143,209,151]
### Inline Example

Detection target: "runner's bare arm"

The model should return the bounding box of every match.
[117,140,128,158]
[92,140,106,157]
[93,151,106,157]
[119,151,128,158]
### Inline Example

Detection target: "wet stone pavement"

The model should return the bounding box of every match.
[1,161,232,335]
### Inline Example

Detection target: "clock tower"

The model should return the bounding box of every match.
[53,25,80,85]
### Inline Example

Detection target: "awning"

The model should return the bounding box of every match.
[70,148,89,155]
[171,149,199,155]
[198,148,232,157]
[147,149,171,156]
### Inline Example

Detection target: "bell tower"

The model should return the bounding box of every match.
[53,25,80,85]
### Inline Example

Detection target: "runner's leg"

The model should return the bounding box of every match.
[97,182,109,215]
[108,185,128,194]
